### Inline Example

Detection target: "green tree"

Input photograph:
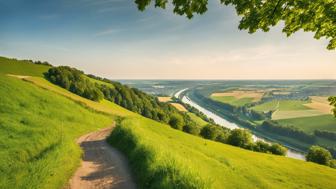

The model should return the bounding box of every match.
[227,129,253,148]
[135,0,336,50]
[200,124,219,140]
[253,141,271,153]
[269,143,287,156]
[328,96,336,116]
[169,114,184,130]
[306,145,332,165]
[183,124,200,135]
[329,159,336,169]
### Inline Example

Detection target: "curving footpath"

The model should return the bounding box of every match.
[67,127,136,189]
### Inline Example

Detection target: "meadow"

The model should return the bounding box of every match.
[108,116,336,189]
[0,57,50,76]
[187,112,208,127]
[0,74,113,189]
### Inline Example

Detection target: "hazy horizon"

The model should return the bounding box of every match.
[1,0,335,80]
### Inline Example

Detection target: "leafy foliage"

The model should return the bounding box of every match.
[314,130,336,141]
[252,141,287,155]
[329,96,336,116]
[261,120,316,143]
[135,0,336,50]
[44,67,104,101]
[227,128,253,148]
[306,145,332,166]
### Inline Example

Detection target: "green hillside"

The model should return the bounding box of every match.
[1,57,336,189]
[109,117,336,189]
[0,57,50,77]
[0,74,113,189]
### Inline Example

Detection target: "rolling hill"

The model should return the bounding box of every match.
[1,56,336,189]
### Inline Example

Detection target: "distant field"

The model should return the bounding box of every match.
[278,114,336,134]
[211,96,254,106]
[109,116,336,189]
[272,110,326,120]
[211,90,263,106]
[170,102,187,111]
[157,96,172,102]
[304,96,333,114]
[253,100,310,112]
[252,99,332,120]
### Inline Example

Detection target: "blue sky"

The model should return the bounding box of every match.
[1,0,335,79]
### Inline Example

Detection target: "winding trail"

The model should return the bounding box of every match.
[67,126,136,189]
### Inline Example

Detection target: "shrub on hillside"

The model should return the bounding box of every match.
[253,141,271,153]
[269,143,287,155]
[227,129,253,148]
[169,114,184,130]
[183,124,200,135]
[306,146,332,166]
[200,124,220,140]
[329,159,336,169]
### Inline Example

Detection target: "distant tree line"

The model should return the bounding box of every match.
[314,130,336,141]
[199,125,287,156]
[30,60,52,66]
[329,96,336,116]
[261,120,316,143]
[18,58,53,66]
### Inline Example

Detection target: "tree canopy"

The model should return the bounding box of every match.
[328,96,336,116]
[135,0,336,50]
[306,145,332,165]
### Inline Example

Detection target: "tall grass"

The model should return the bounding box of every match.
[0,75,113,189]
[108,118,211,189]
[108,116,336,189]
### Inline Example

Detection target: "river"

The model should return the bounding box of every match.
[175,88,305,160]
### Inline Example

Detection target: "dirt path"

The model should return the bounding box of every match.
[67,127,136,189]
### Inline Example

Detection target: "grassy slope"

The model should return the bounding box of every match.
[0,57,132,188]
[109,117,336,189]
[211,96,254,106]
[187,112,208,127]
[0,57,50,77]
[0,75,113,189]
[23,76,133,117]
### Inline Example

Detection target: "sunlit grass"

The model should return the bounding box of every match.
[108,116,336,189]
[0,74,113,189]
